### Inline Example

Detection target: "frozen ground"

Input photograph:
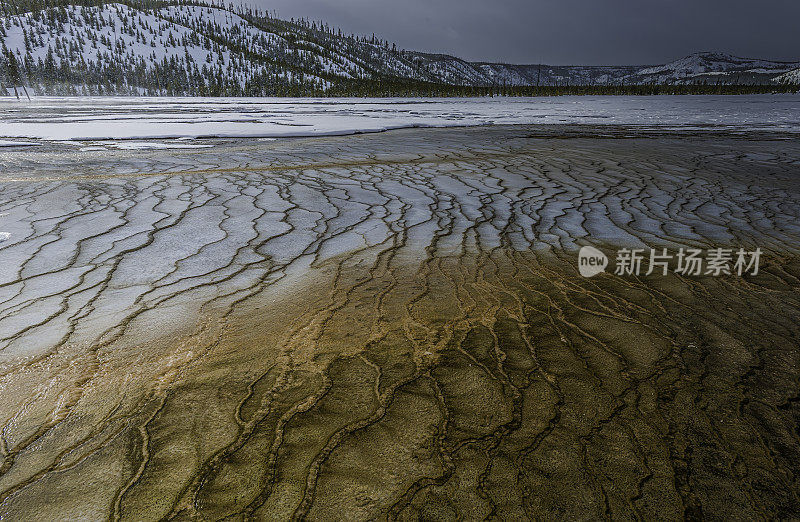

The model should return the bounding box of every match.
[0,95,798,142]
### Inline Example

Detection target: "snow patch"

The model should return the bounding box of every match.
[0,140,39,147]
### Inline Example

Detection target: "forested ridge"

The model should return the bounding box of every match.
[1,0,798,96]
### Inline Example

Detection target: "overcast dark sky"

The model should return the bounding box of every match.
[241,0,800,65]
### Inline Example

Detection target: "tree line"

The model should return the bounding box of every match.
[1,0,797,97]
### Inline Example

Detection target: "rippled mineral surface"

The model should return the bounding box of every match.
[0,125,799,520]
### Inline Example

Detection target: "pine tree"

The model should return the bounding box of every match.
[3,49,30,99]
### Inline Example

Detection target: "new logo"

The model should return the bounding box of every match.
[578,246,608,277]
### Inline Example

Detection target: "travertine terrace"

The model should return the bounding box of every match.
[1,125,799,519]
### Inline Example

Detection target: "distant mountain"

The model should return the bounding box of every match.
[0,1,798,96]
[626,52,800,85]
[437,52,800,88]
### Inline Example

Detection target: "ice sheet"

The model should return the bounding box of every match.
[0,95,798,142]
[0,140,40,147]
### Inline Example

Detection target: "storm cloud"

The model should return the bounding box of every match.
[241,0,800,65]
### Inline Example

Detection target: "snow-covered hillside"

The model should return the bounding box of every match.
[630,52,800,85]
[0,2,798,96]
[776,68,800,85]
[0,1,453,95]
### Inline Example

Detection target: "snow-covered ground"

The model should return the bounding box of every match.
[0,140,40,147]
[0,95,799,142]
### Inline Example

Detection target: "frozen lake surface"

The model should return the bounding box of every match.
[0,94,799,142]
